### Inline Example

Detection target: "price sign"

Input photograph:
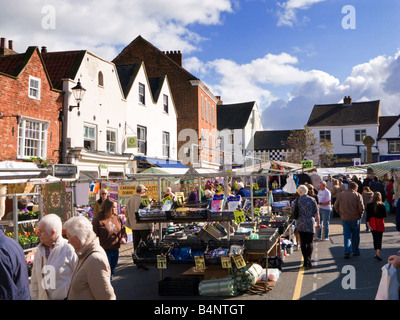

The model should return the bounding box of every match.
[301,160,313,169]
[254,207,260,216]
[195,256,206,271]
[141,195,150,207]
[221,255,232,269]
[234,210,246,223]
[157,255,167,269]
[232,254,246,269]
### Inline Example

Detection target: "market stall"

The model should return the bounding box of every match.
[128,167,296,297]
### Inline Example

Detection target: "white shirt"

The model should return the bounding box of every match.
[318,188,331,210]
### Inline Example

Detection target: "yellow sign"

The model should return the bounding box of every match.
[118,184,136,197]
[195,256,206,271]
[301,160,313,169]
[234,210,246,223]
[232,254,246,269]
[157,255,167,269]
[221,255,232,269]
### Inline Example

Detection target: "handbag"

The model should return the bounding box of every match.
[369,217,385,232]
[376,263,399,300]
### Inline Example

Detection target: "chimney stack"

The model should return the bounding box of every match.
[0,37,17,56]
[41,46,47,53]
[164,50,183,67]
[343,96,352,105]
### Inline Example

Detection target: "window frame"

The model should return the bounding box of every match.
[163,94,169,114]
[83,124,97,151]
[17,117,49,159]
[319,130,331,143]
[106,129,117,154]
[137,125,147,155]
[139,82,145,105]
[162,131,170,158]
[388,140,400,154]
[355,129,367,142]
[28,76,41,100]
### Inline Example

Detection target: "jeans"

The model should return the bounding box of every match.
[317,208,332,239]
[363,210,369,231]
[342,220,361,255]
[106,249,119,280]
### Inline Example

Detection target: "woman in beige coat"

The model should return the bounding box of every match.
[64,216,116,300]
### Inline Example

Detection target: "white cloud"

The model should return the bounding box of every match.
[185,49,400,130]
[276,0,326,27]
[0,0,233,60]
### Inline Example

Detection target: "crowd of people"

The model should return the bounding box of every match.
[293,172,399,270]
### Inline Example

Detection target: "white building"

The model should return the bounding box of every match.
[377,115,400,162]
[217,101,264,168]
[116,62,180,173]
[307,97,381,166]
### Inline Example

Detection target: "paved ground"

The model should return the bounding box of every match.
[111,212,400,301]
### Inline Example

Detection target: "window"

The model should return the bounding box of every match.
[212,105,215,126]
[205,98,208,122]
[106,129,117,153]
[201,94,204,119]
[84,124,96,151]
[208,101,211,124]
[163,94,169,114]
[137,125,147,155]
[319,130,331,142]
[28,76,41,100]
[388,140,400,153]
[17,118,48,159]
[98,71,104,87]
[355,129,366,142]
[139,83,145,105]
[162,132,170,157]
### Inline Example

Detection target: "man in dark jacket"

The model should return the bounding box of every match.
[0,226,31,300]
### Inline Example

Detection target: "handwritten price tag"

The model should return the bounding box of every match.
[221,255,232,269]
[232,254,246,269]
[157,255,167,269]
[234,210,245,223]
[195,256,206,271]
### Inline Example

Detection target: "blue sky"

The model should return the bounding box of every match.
[1,0,399,130]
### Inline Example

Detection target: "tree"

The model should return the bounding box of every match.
[283,126,335,167]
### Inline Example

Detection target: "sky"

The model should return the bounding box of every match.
[1,0,399,130]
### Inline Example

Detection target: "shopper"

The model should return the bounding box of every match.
[92,198,127,280]
[125,184,154,269]
[330,178,341,217]
[31,214,78,300]
[366,192,387,261]
[293,184,320,269]
[317,181,332,240]
[362,186,374,232]
[236,182,251,198]
[94,188,109,218]
[163,187,175,200]
[64,216,116,300]
[0,226,30,300]
[386,178,394,213]
[369,176,386,201]
[334,181,365,259]
[187,186,198,203]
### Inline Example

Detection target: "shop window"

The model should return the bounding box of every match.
[388,140,400,153]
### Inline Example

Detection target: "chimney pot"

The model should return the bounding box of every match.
[41,46,47,53]
[0,38,5,48]
[8,40,13,50]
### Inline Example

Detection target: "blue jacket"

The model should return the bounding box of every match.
[0,226,31,300]
[236,188,251,198]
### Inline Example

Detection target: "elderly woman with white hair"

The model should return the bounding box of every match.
[31,214,78,300]
[293,184,321,269]
[64,216,116,300]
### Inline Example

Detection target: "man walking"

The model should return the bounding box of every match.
[317,181,332,240]
[334,181,365,258]
[125,184,153,269]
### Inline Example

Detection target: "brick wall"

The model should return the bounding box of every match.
[0,49,63,164]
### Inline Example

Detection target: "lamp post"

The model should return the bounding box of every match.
[69,79,86,111]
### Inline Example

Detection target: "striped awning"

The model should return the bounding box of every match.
[347,160,400,177]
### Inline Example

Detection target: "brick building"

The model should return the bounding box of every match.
[113,36,220,169]
[0,39,63,165]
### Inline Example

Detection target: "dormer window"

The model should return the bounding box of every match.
[98,71,104,87]
[28,76,41,100]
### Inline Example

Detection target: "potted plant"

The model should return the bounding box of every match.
[18,233,30,250]
[28,230,40,247]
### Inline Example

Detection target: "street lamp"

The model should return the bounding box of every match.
[69,79,86,111]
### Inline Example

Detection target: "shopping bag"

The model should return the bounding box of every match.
[375,263,399,300]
